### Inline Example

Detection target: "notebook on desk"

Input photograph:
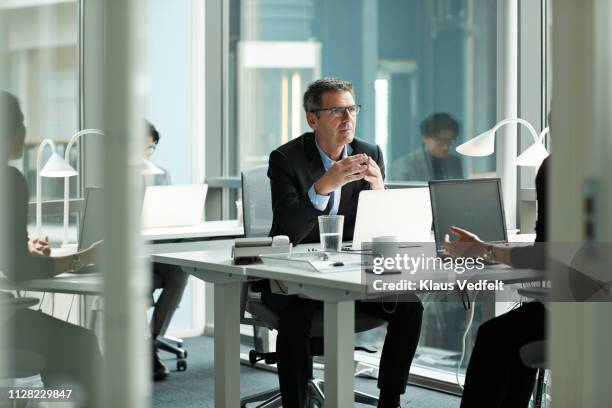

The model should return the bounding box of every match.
[141,184,208,229]
[350,188,433,250]
[429,178,508,256]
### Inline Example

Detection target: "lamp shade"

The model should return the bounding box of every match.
[40,153,78,177]
[456,130,495,156]
[141,158,165,175]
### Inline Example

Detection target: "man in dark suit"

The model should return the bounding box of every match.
[265,78,423,408]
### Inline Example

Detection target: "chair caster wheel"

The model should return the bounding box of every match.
[177,359,187,371]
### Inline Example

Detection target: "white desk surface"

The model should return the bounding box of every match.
[0,273,104,295]
[247,248,543,297]
[142,219,243,241]
[151,235,544,297]
[152,246,247,279]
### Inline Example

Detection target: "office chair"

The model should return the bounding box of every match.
[152,288,188,371]
[0,297,45,408]
[156,336,187,371]
[239,166,383,407]
[517,288,550,408]
[520,340,547,408]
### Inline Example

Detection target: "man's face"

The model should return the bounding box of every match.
[307,91,357,149]
[423,130,456,159]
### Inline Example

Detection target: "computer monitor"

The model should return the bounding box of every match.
[429,178,507,251]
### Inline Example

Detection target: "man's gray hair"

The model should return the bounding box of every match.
[303,77,355,114]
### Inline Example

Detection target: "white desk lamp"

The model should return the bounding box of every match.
[36,139,77,238]
[513,127,549,167]
[59,129,165,247]
[61,129,104,248]
[456,118,549,166]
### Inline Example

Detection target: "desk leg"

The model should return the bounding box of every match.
[214,281,240,407]
[324,300,355,408]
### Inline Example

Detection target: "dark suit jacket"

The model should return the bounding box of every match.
[510,156,548,269]
[1,166,53,281]
[389,147,463,181]
[268,132,385,245]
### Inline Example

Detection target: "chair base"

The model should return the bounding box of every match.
[156,336,187,371]
[240,378,379,407]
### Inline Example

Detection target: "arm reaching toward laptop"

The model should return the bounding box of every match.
[443,226,513,266]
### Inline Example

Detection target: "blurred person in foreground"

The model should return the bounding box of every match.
[444,156,549,408]
[0,90,102,407]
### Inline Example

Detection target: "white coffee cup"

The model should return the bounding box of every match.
[371,235,400,260]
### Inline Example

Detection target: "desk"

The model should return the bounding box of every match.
[245,255,544,407]
[0,273,103,295]
[153,238,544,408]
[143,220,244,255]
[142,220,243,241]
[153,247,248,407]
[0,273,104,330]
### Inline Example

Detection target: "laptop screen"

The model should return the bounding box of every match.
[351,188,432,250]
[429,178,507,250]
[79,187,104,251]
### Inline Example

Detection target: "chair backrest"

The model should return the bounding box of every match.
[239,165,385,336]
[240,166,277,328]
[241,166,273,238]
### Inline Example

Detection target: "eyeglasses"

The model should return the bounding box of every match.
[310,105,361,118]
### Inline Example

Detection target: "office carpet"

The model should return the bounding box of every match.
[153,335,461,408]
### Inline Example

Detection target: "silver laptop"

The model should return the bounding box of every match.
[428,178,508,254]
[141,184,208,229]
[351,188,433,250]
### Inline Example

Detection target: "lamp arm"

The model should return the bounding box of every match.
[62,129,105,247]
[491,118,540,143]
[36,140,57,239]
[538,127,550,143]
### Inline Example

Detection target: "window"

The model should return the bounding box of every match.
[3,0,80,244]
[227,0,498,184]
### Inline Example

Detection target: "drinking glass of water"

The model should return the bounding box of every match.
[318,215,344,252]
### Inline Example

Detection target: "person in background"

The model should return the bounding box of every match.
[1,90,102,407]
[144,121,189,381]
[389,112,463,181]
[444,156,549,408]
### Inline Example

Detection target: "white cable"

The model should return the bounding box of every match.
[66,294,76,322]
[456,290,479,390]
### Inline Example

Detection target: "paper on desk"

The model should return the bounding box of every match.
[261,253,363,273]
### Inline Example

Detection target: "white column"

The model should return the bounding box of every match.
[550,0,612,406]
[102,0,148,407]
[496,0,519,229]
[324,300,355,408]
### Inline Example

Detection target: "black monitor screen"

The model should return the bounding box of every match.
[429,178,507,249]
